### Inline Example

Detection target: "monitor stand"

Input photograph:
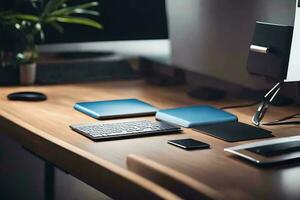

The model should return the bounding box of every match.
[188,87,226,101]
[252,82,294,126]
[54,51,115,59]
[142,63,186,86]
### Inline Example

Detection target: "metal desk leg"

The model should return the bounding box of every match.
[44,162,55,200]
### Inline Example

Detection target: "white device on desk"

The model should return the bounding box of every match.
[225,136,300,164]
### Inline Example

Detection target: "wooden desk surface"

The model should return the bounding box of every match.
[1,80,300,200]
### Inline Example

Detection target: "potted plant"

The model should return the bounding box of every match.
[0,0,102,85]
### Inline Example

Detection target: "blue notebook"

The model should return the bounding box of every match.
[156,105,238,127]
[74,99,158,119]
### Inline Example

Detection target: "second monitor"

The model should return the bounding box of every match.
[166,0,296,90]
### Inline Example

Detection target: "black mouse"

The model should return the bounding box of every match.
[7,92,47,101]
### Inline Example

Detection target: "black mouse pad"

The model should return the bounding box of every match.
[193,122,273,142]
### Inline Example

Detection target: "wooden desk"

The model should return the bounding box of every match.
[1,80,300,200]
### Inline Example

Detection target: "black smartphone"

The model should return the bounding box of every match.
[168,138,210,150]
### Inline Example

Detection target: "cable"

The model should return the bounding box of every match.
[219,100,261,110]
[219,98,300,127]
[262,113,300,126]
[263,121,300,126]
[220,101,300,126]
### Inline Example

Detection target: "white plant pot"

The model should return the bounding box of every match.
[20,62,37,85]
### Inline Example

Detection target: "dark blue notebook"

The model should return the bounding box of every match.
[74,99,158,119]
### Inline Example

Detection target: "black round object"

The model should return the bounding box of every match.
[7,92,47,101]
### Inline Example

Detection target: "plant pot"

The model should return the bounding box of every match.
[20,62,36,85]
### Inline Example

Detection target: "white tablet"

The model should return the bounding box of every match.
[224,136,300,165]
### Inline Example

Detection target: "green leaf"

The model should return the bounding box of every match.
[47,16,102,29]
[39,28,45,42]
[0,11,14,17]
[5,14,39,22]
[71,9,99,16]
[49,2,99,17]
[31,0,43,9]
[49,22,64,33]
[44,0,68,15]
[0,16,14,25]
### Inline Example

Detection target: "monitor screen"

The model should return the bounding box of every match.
[0,0,169,44]
[167,0,295,89]
[43,0,169,44]
[287,0,300,82]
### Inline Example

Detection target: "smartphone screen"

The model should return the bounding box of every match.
[168,138,210,150]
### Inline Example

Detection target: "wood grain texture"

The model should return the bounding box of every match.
[0,80,300,200]
[127,154,224,200]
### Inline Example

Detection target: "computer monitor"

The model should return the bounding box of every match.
[17,0,169,61]
[166,0,296,90]
[287,0,300,82]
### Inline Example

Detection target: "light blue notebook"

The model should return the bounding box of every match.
[156,105,238,127]
[74,99,158,119]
